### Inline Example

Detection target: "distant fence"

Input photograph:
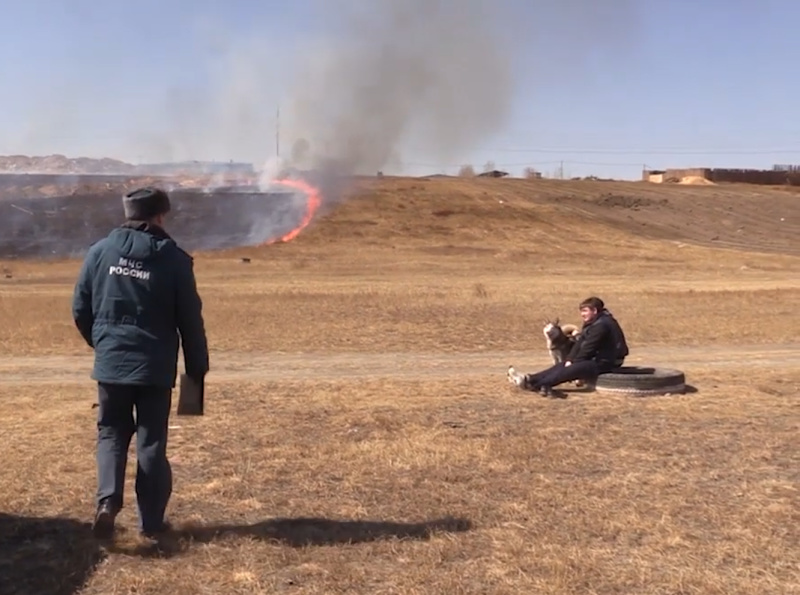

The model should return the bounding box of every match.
[644,167,800,186]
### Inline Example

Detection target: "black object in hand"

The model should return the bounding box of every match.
[177,373,204,415]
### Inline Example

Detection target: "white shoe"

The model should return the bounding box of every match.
[507,365,526,388]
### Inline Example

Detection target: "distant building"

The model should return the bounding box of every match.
[643,167,800,186]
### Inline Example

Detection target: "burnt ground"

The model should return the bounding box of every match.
[0,184,305,257]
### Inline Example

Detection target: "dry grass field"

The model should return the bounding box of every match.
[1,176,799,594]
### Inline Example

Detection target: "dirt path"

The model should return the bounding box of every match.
[1,344,798,385]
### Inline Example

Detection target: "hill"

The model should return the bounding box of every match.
[0,154,137,175]
[268,175,800,256]
[1,175,798,258]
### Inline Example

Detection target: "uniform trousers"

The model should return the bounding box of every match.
[95,382,173,533]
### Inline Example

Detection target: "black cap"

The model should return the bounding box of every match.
[122,187,171,220]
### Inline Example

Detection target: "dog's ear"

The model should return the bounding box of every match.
[554,317,559,326]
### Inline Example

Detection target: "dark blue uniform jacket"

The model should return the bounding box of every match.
[567,310,629,367]
[71,222,209,388]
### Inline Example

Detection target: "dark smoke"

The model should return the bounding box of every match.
[268,0,640,200]
[278,0,515,177]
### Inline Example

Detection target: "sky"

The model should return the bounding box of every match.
[1,0,799,180]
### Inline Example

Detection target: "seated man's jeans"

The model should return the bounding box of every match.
[525,360,618,389]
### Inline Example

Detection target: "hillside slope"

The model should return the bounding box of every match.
[0,175,798,260]
[299,177,800,256]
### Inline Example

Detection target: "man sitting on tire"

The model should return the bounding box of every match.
[508,296,629,398]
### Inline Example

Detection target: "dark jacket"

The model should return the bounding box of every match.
[567,310,629,367]
[71,221,209,388]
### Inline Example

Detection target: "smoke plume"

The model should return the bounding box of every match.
[278,0,515,177]
[3,0,641,174]
[0,1,642,255]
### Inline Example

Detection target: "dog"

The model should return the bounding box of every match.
[543,318,580,364]
[506,319,586,392]
[542,319,588,389]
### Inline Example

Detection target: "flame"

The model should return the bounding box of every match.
[264,177,322,244]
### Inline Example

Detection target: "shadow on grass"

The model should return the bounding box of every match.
[117,515,473,558]
[548,383,700,399]
[0,512,105,595]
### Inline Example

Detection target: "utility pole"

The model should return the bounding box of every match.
[276,106,280,158]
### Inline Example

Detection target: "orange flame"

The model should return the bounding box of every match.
[264,178,322,244]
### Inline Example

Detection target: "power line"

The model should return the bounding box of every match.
[403,160,653,168]
[411,147,800,156]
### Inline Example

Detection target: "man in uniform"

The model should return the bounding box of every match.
[508,296,628,397]
[71,187,209,539]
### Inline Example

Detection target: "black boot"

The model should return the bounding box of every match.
[92,499,118,539]
[140,520,173,541]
